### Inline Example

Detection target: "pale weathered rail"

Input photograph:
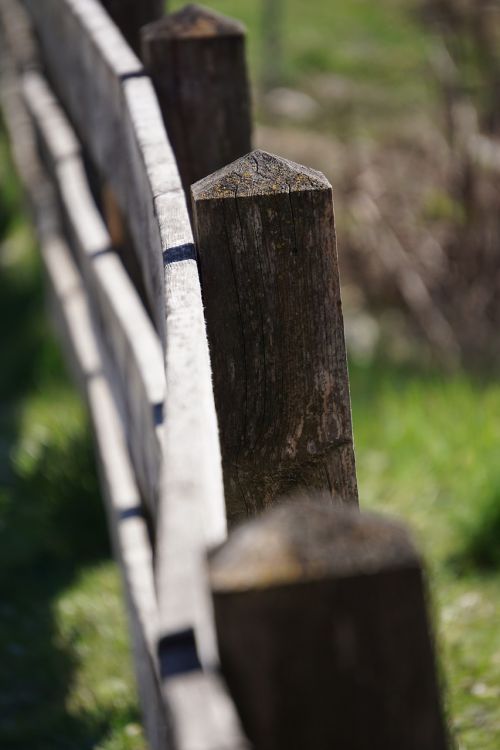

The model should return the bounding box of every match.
[19,0,235,719]
[0,21,168,745]
[0,1,245,747]
[22,0,185,339]
[23,69,165,521]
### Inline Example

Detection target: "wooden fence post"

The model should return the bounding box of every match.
[141,3,252,193]
[191,149,358,523]
[99,0,165,55]
[209,500,449,750]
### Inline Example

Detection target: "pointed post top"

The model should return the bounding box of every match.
[192,149,331,201]
[141,3,246,42]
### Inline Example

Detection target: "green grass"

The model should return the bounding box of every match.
[170,0,430,82]
[170,0,435,122]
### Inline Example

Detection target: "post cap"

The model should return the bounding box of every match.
[192,149,330,201]
[142,3,245,42]
[209,499,420,592]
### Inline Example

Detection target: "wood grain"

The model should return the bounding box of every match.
[141,3,252,194]
[0,52,169,741]
[0,0,37,72]
[22,0,171,337]
[20,0,230,679]
[47,235,248,749]
[44,235,172,750]
[22,69,166,522]
[3,6,247,747]
[45,184,246,750]
[210,500,449,750]
[192,149,358,522]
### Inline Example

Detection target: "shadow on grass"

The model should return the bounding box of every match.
[0,131,140,748]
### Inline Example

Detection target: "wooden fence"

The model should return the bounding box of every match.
[0,1,449,747]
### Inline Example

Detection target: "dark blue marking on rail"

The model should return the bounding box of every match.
[163,243,197,266]
[153,402,164,426]
[119,69,147,82]
[90,246,113,259]
[158,628,202,679]
[118,506,144,521]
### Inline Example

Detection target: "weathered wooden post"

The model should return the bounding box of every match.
[141,3,252,193]
[209,500,449,750]
[192,149,358,523]
[99,0,165,55]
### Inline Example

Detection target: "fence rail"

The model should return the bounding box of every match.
[0,16,168,743]
[23,69,166,520]
[0,0,449,748]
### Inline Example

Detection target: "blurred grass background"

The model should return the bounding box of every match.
[2,0,500,748]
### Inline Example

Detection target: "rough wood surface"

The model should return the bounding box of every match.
[20,0,230,683]
[210,501,449,750]
[21,0,229,547]
[192,149,358,523]
[3,7,247,748]
[21,69,166,521]
[99,0,164,55]
[22,0,175,338]
[100,182,153,319]
[0,23,47,230]
[47,239,248,750]
[141,3,252,193]
[44,213,247,750]
[164,671,249,750]
[0,0,37,72]
[44,236,172,750]
[0,45,169,745]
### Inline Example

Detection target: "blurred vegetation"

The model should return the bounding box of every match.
[420,0,500,136]
[171,0,436,137]
[1,0,500,748]
[171,0,431,88]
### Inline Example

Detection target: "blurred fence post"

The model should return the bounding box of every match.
[209,501,449,750]
[141,3,252,193]
[191,150,358,523]
[99,0,165,55]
